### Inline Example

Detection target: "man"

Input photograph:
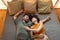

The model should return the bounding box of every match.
[14,12,32,40]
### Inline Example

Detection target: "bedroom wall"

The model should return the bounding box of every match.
[0,0,58,9]
[0,0,7,9]
[52,0,57,6]
[54,0,60,8]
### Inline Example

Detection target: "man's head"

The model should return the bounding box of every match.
[23,14,29,22]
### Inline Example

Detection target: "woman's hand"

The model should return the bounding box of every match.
[47,16,51,20]
[40,16,51,23]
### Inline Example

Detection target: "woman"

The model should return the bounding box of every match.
[24,15,51,40]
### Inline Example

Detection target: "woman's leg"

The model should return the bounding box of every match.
[32,34,49,40]
[34,38,39,40]
[34,34,44,40]
[34,34,46,40]
[43,34,49,40]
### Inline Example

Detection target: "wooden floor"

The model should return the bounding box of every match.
[0,9,7,39]
[54,8,60,24]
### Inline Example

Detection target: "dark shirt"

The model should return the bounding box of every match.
[16,20,32,40]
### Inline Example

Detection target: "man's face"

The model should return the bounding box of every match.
[23,15,29,21]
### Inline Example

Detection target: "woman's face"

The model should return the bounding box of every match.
[32,17,38,24]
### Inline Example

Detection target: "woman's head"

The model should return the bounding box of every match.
[31,15,40,24]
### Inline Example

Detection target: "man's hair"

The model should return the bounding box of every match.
[23,14,29,17]
[23,14,32,21]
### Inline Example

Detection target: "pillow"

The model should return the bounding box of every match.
[38,0,52,14]
[24,0,37,14]
[8,0,22,15]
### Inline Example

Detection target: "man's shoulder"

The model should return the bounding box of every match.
[28,21,32,25]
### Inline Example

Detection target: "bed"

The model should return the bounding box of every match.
[2,10,60,40]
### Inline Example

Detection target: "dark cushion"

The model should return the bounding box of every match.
[24,0,37,14]
[38,0,52,13]
[7,0,22,15]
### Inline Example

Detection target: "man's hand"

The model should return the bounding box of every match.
[24,26,30,30]
[13,16,17,20]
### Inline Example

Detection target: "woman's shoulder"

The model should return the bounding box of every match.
[39,20,44,24]
[31,25,35,28]
[31,23,39,29]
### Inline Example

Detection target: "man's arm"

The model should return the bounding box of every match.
[14,10,23,17]
[13,10,23,20]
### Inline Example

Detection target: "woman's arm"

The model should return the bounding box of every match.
[40,16,51,23]
[24,22,43,32]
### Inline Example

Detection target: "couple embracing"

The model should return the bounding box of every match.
[14,14,50,40]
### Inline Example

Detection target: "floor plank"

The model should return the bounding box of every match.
[0,9,7,39]
[54,8,60,24]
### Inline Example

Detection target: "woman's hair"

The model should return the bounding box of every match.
[31,15,40,23]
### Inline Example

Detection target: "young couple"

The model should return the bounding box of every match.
[13,10,50,40]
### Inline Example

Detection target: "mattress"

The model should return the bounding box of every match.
[2,10,60,40]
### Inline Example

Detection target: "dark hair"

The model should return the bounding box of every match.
[31,15,40,23]
[23,14,32,21]
[23,14,29,17]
